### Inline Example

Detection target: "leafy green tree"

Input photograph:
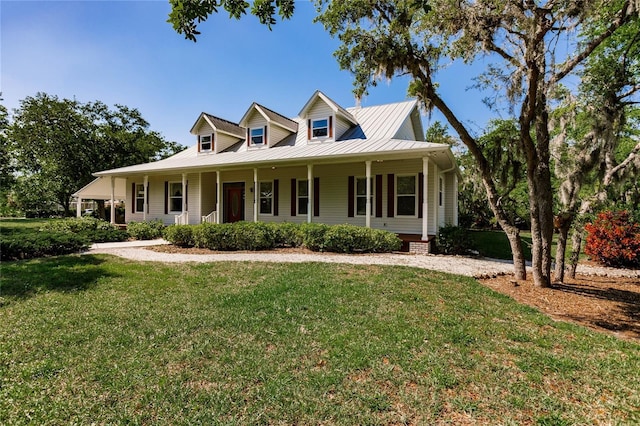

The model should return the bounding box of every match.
[169,0,638,287]
[8,93,184,216]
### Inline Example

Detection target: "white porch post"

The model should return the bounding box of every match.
[253,168,258,222]
[182,173,188,224]
[143,175,148,221]
[422,158,429,241]
[307,164,313,223]
[76,197,82,217]
[365,160,372,228]
[110,176,116,225]
[216,171,222,224]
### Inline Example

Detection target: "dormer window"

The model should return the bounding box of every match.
[312,119,329,138]
[199,134,212,152]
[250,127,264,145]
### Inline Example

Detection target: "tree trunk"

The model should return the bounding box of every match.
[568,228,584,279]
[553,219,572,283]
[505,227,527,280]
[527,168,553,288]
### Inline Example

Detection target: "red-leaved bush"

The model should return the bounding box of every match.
[584,210,640,268]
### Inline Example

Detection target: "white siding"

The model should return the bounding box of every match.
[438,174,446,228]
[444,172,458,226]
[393,116,417,140]
[201,171,217,219]
[335,116,352,140]
[269,124,292,147]
[215,133,241,154]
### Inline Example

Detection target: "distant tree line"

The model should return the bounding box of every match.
[1,93,184,218]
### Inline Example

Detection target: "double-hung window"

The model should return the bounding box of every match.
[200,134,212,151]
[259,181,273,215]
[355,177,373,216]
[311,118,329,138]
[135,184,144,213]
[168,182,183,213]
[250,128,264,145]
[297,180,308,215]
[396,175,417,216]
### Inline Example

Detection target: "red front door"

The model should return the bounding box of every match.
[225,186,244,223]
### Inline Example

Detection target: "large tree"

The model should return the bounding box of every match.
[8,93,183,216]
[168,0,638,286]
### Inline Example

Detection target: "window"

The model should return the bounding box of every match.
[135,184,144,213]
[311,118,328,138]
[168,182,183,213]
[396,175,417,216]
[355,177,373,216]
[298,180,308,215]
[259,181,273,215]
[250,127,264,145]
[200,134,212,151]
[439,177,444,207]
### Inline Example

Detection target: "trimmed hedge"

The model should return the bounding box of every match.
[437,224,475,255]
[1,232,89,261]
[127,220,165,240]
[162,222,401,253]
[42,217,128,243]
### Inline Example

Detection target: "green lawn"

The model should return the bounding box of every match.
[1,255,638,424]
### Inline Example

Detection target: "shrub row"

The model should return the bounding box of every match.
[126,220,165,240]
[42,217,128,243]
[1,232,90,261]
[437,224,475,255]
[162,222,402,253]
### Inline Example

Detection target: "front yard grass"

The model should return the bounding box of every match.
[1,255,638,424]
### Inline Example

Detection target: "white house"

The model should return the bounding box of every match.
[90,91,460,249]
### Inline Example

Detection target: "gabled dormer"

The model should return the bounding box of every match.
[239,103,298,149]
[392,102,425,141]
[298,90,359,143]
[190,113,245,154]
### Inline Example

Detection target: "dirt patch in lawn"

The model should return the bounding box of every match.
[480,274,640,341]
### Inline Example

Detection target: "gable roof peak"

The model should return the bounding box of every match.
[298,90,358,125]
[190,112,245,139]
[239,102,298,132]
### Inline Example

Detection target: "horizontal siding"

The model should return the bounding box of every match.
[335,116,352,140]
[123,158,445,234]
[215,133,241,154]
[444,173,458,226]
[393,116,416,140]
[269,124,291,147]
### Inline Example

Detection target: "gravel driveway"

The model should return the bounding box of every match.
[89,240,639,279]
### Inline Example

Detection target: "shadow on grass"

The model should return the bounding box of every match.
[0,255,117,300]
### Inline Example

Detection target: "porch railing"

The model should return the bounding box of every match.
[202,210,216,224]
[174,211,188,225]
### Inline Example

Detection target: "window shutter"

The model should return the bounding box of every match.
[418,173,424,218]
[264,125,268,145]
[387,174,395,218]
[273,179,279,216]
[290,179,297,216]
[247,128,250,146]
[131,182,136,214]
[146,182,150,214]
[164,181,168,214]
[347,176,355,217]
[211,133,215,152]
[197,135,201,153]
[375,174,383,218]
[313,177,320,217]
[329,116,333,138]
[307,119,311,140]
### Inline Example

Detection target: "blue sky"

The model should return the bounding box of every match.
[2,1,495,148]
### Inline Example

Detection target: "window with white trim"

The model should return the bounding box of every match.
[439,177,444,207]
[396,175,417,216]
[355,177,373,216]
[250,127,264,145]
[168,182,183,213]
[259,181,273,215]
[311,118,329,138]
[297,179,308,215]
[200,134,212,151]
[135,184,144,213]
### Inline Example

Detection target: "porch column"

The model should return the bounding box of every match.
[307,164,313,223]
[422,158,429,241]
[253,168,258,222]
[110,176,116,225]
[365,160,372,228]
[182,173,188,224]
[216,171,222,224]
[143,175,148,221]
[76,197,82,217]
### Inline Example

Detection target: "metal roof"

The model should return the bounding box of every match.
[95,98,457,177]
